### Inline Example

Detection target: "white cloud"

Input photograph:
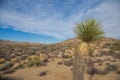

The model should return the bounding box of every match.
[0,0,84,40]
[86,0,120,38]
[0,0,120,40]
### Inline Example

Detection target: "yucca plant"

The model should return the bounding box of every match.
[73,18,104,80]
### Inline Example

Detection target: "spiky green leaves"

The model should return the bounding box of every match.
[74,18,104,43]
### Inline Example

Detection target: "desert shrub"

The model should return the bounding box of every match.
[19,64,25,69]
[62,54,68,59]
[95,69,110,75]
[10,54,16,58]
[13,65,20,70]
[0,55,4,58]
[5,56,11,61]
[71,68,73,71]
[98,62,103,66]
[105,64,118,71]
[43,59,48,63]
[64,60,73,66]
[105,62,110,65]
[28,50,35,55]
[111,59,116,62]
[27,60,34,67]
[27,58,34,67]
[0,75,13,80]
[68,55,73,58]
[20,55,27,60]
[0,51,2,55]
[96,59,103,62]
[87,67,96,75]
[57,62,63,65]
[39,70,49,77]
[112,53,120,59]
[51,59,54,61]
[15,53,21,56]
[3,69,15,74]
[100,51,106,56]
[27,56,44,67]
[116,69,120,74]
[0,74,23,80]
[93,58,103,63]
[33,56,41,66]
[105,57,111,61]
[0,62,14,71]
[39,71,47,76]
[0,52,4,58]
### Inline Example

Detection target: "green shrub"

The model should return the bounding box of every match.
[27,60,34,67]
[27,56,44,67]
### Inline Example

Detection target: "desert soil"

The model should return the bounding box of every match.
[6,58,120,80]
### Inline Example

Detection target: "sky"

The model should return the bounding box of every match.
[0,0,120,44]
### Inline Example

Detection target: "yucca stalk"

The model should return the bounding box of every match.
[73,18,104,80]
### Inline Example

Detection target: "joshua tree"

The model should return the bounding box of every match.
[73,18,104,80]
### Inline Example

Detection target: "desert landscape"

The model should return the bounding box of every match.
[0,0,120,80]
[0,38,120,80]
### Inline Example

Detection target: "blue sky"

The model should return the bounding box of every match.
[0,0,120,43]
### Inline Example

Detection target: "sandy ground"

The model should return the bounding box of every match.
[6,58,120,80]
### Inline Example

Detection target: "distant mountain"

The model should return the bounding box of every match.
[0,37,119,47]
[0,39,42,45]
